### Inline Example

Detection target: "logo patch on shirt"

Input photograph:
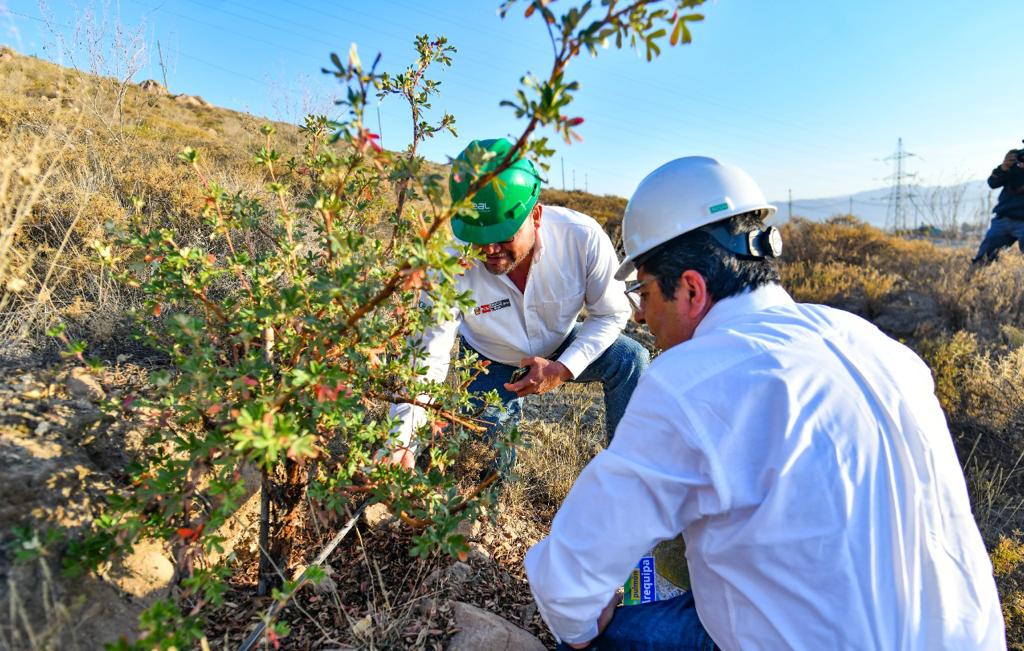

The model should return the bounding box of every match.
[473,298,511,316]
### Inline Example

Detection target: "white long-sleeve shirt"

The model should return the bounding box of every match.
[389,205,631,445]
[525,284,1005,649]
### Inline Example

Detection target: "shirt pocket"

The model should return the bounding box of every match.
[535,290,585,334]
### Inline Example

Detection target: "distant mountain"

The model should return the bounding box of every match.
[770,180,998,230]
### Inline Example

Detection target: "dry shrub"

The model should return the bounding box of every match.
[992,535,1024,649]
[781,259,902,317]
[540,188,627,248]
[539,188,626,228]
[919,333,1024,540]
[781,216,1024,339]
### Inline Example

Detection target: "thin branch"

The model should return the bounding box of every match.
[393,470,498,529]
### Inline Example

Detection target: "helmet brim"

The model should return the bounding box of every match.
[452,209,530,245]
[614,257,635,281]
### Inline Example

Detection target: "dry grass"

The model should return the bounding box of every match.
[781,216,1024,338]
[0,48,299,359]
[918,334,1024,538]
[540,188,627,249]
[508,382,607,512]
[0,553,93,651]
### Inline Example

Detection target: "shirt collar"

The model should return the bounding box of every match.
[532,205,547,261]
[693,283,793,338]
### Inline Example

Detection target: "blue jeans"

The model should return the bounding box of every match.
[461,326,649,473]
[555,592,717,651]
[972,215,1024,264]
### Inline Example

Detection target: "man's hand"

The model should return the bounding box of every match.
[1001,150,1019,172]
[567,590,623,649]
[384,446,415,470]
[504,357,573,397]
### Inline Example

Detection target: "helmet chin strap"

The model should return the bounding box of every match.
[703,224,783,259]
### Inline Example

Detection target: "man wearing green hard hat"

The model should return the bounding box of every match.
[387,137,649,473]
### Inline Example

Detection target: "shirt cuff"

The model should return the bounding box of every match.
[556,347,589,380]
[556,621,600,647]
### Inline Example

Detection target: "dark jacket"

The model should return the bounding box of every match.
[989,163,1024,219]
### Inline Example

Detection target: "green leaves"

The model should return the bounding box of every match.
[670,12,704,46]
[177,146,199,165]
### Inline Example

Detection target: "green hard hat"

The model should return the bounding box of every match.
[449,138,542,245]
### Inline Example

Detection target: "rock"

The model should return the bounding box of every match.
[0,46,14,63]
[173,93,209,108]
[107,539,174,602]
[138,79,167,95]
[425,560,472,588]
[454,515,482,541]
[363,502,395,529]
[65,367,105,402]
[449,560,472,583]
[448,601,546,651]
[467,544,491,563]
[518,602,537,624]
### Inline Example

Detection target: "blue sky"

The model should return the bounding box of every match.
[2,0,1022,203]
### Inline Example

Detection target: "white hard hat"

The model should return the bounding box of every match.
[615,156,777,280]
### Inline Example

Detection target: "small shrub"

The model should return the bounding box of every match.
[992,534,1024,649]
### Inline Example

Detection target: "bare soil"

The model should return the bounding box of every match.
[0,357,605,649]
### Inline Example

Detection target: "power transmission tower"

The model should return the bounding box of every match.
[883,138,918,232]
[561,157,566,191]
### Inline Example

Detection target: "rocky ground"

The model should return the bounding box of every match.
[0,358,163,649]
[0,351,640,649]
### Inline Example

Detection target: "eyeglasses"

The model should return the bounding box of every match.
[624,277,654,313]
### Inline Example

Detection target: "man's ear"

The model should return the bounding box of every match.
[677,269,712,319]
[531,203,543,228]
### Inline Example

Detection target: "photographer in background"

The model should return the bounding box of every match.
[971,142,1024,265]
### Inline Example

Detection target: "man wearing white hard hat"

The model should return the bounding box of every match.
[524,156,1005,649]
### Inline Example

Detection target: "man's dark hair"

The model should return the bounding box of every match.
[636,211,781,302]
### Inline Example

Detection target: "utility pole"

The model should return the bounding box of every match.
[788,189,792,220]
[848,196,853,217]
[883,137,917,232]
[585,173,588,193]
[572,169,576,191]
[376,105,383,147]
[157,40,168,90]
[561,157,566,191]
